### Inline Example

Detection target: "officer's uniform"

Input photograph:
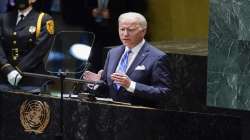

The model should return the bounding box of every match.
[0,9,55,87]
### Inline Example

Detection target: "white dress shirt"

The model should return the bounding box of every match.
[115,39,145,93]
[16,7,32,25]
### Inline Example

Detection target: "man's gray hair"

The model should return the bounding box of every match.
[118,12,147,29]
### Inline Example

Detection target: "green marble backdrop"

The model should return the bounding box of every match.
[207,0,250,110]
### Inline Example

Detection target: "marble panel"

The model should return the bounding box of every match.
[209,0,239,40]
[238,0,250,40]
[208,39,250,75]
[208,0,250,112]
[207,71,250,110]
[0,92,242,140]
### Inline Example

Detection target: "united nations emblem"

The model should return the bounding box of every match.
[20,100,50,134]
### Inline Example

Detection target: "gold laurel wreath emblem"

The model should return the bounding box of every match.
[46,20,55,35]
[20,100,50,134]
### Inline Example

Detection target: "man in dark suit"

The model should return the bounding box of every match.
[84,12,172,108]
[0,0,54,89]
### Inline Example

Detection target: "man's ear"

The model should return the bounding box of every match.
[142,28,147,36]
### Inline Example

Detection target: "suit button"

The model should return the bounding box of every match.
[13,41,16,44]
[13,32,17,36]
[29,38,33,42]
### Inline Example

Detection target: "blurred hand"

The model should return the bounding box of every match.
[111,72,131,88]
[83,70,103,81]
[92,8,110,19]
[7,70,22,86]
[101,8,110,19]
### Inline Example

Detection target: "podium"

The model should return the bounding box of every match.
[0,92,241,140]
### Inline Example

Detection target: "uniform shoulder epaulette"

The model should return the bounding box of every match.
[36,12,45,39]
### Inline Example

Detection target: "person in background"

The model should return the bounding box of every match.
[58,0,147,72]
[0,0,55,90]
[85,0,123,73]
[0,0,9,13]
[0,0,16,13]
[83,12,172,108]
[85,0,148,73]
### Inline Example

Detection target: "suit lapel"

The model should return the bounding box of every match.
[126,43,149,76]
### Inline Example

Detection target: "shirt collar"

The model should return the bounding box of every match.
[125,39,145,54]
[18,7,32,17]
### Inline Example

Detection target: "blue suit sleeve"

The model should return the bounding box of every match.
[134,55,172,101]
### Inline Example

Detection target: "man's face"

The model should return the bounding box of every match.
[16,0,35,10]
[118,19,146,48]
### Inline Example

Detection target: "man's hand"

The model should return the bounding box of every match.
[111,72,131,88]
[83,70,103,81]
[7,70,22,86]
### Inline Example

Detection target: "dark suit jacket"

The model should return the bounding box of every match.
[0,9,54,86]
[100,42,172,108]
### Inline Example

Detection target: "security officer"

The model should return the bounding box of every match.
[0,0,55,88]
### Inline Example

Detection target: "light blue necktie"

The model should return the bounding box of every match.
[115,49,131,90]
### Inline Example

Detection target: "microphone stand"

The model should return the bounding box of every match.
[20,71,103,140]
[55,72,66,140]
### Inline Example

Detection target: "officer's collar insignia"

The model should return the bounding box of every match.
[46,20,55,35]
[29,26,36,34]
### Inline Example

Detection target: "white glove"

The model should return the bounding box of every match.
[7,70,22,86]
